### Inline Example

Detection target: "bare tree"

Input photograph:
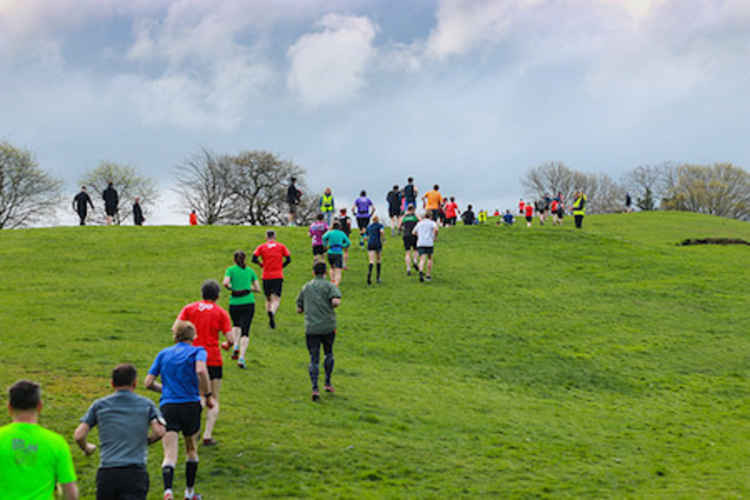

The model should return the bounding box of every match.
[79,162,158,225]
[174,149,235,225]
[0,142,62,229]
[622,163,675,210]
[662,163,750,220]
[587,173,627,213]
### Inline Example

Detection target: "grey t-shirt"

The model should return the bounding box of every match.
[81,390,162,468]
[296,277,342,335]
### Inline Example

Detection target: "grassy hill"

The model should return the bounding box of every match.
[1,211,748,499]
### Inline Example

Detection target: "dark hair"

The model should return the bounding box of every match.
[408,177,413,183]
[112,364,137,387]
[434,184,439,190]
[424,212,433,220]
[467,204,473,210]
[313,262,327,276]
[332,222,340,229]
[234,250,246,269]
[316,213,324,221]
[9,380,40,410]
[393,185,398,190]
[290,177,297,183]
[266,230,276,239]
[201,279,220,301]
[450,196,455,202]
[360,190,366,197]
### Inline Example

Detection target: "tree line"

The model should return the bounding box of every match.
[0,140,748,229]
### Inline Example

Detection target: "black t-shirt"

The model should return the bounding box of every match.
[287,184,300,204]
[462,210,475,225]
[387,190,402,210]
[401,214,418,236]
[403,184,416,202]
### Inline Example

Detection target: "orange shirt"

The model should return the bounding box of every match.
[424,190,443,210]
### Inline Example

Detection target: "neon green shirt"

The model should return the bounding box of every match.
[225,265,258,305]
[0,422,77,499]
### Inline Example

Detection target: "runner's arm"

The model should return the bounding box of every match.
[331,297,341,308]
[147,418,166,445]
[61,482,79,500]
[195,360,214,408]
[251,279,261,293]
[222,276,232,290]
[144,374,161,393]
[252,254,262,267]
[283,255,291,267]
[73,423,97,456]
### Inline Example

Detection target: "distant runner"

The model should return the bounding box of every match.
[461,204,476,225]
[322,221,351,286]
[296,262,342,401]
[519,199,525,215]
[524,202,534,227]
[308,214,329,264]
[365,215,385,285]
[352,190,375,248]
[399,205,420,275]
[336,208,352,269]
[403,177,418,210]
[223,251,260,369]
[386,185,403,236]
[252,230,292,329]
[422,185,443,224]
[502,210,515,226]
[444,197,459,226]
[103,181,119,225]
[189,210,198,226]
[413,212,439,282]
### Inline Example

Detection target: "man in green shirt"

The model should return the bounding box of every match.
[322,221,351,286]
[0,380,79,499]
[296,262,342,401]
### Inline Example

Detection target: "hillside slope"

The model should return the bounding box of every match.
[0,212,748,499]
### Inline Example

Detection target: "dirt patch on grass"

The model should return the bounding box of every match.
[680,238,750,246]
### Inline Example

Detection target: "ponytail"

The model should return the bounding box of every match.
[234,250,246,269]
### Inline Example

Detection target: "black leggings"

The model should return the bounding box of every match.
[229,303,255,337]
[574,215,584,228]
[306,333,335,390]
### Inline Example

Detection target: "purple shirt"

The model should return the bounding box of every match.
[354,197,373,217]
[309,221,329,246]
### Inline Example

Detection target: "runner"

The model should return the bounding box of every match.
[252,230,292,329]
[308,214,329,264]
[103,181,119,225]
[524,202,534,227]
[403,177,418,210]
[189,210,198,226]
[286,177,302,226]
[461,204,476,225]
[502,209,515,226]
[74,364,165,500]
[535,199,545,225]
[518,199,525,215]
[145,321,214,500]
[335,208,352,269]
[296,262,342,401]
[320,187,335,226]
[0,380,78,500]
[399,205,420,275]
[386,185,403,236]
[413,212,439,282]
[173,280,233,447]
[422,184,443,224]
[365,215,385,285]
[352,190,375,248]
[223,251,260,369]
[322,221,351,286]
[444,197,459,226]
[73,186,94,226]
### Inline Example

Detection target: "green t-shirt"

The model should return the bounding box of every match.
[296,277,342,335]
[0,422,77,499]
[225,265,258,305]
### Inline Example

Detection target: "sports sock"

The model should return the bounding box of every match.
[186,459,198,488]
[376,263,381,279]
[162,465,174,491]
[367,263,373,280]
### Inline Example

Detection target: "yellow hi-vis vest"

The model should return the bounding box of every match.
[320,194,334,212]
[573,194,587,216]
[478,211,487,222]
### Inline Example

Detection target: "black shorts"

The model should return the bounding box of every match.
[105,205,117,217]
[229,303,255,337]
[367,242,382,252]
[356,216,370,230]
[312,244,326,256]
[525,215,532,222]
[288,203,297,214]
[445,217,457,226]
[417,246,434,256]
[97,465,148,500]
[208,365,223,380]
[557,209,564,218]
[327,253,343,269]
[263,278,283,298]
[388,207,400,217]
[403,235,417,250]
[430,209,441,221]
[306,332,335,359]
[161,402,202,436]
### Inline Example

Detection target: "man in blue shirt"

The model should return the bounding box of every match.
[502,210,515,226]
[366,215,385,284]
[74,364,166,500]
[145,321,214,500]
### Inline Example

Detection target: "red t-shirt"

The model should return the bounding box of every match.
[189,213,198,225]
[177,300,232,367]
[253,241,291,280]
[444,202,458,219]
[525,204,533,217]
[551,200,559,211]
[519,201,525,212]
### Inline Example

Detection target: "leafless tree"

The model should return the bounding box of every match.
[662,163,749,220]
[79,162,159,225]
[0,142,62,229]
[622,163,676,210]
[174,149,235,225]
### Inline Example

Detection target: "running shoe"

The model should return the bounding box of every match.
[202,438,218,446]
[164,492,174,500]
[419,272,424,282]
[184,494,202,500]
[238,358,246,369]
[376,278,381,284]
[425,276,432,282]
[312,390,320,401]
[269,313,276,329]
[324,385,335,393]
[231,349,239,360]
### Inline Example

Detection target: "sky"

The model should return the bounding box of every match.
[1,0,749,225]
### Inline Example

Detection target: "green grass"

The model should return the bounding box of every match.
[1,211,748,499]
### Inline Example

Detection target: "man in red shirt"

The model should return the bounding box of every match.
[173,279,233,447]
[252,230,292,329]
[443,197,459,226]
[524,202,534,227]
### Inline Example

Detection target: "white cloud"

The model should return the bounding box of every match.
[287,14,377,107]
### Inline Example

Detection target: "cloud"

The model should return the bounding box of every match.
[287,14,377,107]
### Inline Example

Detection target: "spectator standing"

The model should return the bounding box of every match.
[103,182,119,225]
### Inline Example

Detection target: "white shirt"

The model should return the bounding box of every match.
[414,219,437,247]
